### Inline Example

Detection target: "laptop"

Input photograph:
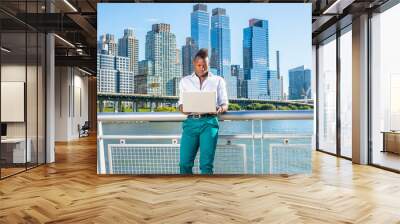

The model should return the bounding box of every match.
[182,91,217,113]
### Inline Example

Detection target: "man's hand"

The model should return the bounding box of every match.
[178,104,191,115]
[216,104,228,115]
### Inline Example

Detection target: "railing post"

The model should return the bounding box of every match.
[252,120,256,174]
[98,121,106,174]
[260,120,264,173]
[118,100,123,112]
[99,100,104,112]
[114,101,118,113]
[132,101,137,112]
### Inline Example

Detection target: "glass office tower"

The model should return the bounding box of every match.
[231,65,246,99]
[191,3,209,51]
[210,8,237,99]
[243,19,269,100]
[182,37,196,77]
[288,65,311,100]
[267,70,282,101]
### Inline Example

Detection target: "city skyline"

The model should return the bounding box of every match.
[98,3,312,95]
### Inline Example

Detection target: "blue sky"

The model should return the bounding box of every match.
[98,3,312,94]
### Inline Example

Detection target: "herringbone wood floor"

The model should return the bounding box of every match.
[1,135,400,224]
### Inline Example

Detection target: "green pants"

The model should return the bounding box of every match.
[179,116,219,174]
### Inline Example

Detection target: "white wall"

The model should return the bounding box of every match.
[1,63,46,164]
[55,67,89,141]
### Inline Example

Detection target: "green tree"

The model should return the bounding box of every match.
[122,104,133,112]
[245,103,263,110]
[103,107,114,112]
[155,106,177,112]
[259,103,276,110]
[228,103,241,111]
[277,105,290,110]
[298,105,313,110]
[288,104,298,110]
[138,108,151,112]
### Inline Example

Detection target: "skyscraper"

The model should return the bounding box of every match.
[97,53,117,93]
[118,29,139,76]
[231,65,246,98]
[191,3,209,51]
[135,60,161,96]
[98,33,118,56]
[97,53,134,93]
[145,23,181,96]
[210,8,230,77]
[210,8,237,99]
[116,56,134,94]
[276,50,284,99]
[288,65,311,100]
[175,48,182,78]
[98,35,106,54]
[267,70,282,101]
[243,18,269,99]
[182,37,197,77]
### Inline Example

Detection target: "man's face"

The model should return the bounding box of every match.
[193,57,209,76]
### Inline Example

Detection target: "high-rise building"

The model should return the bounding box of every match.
[191,3,209,51]
[231,65,246,98]
[97,53,118,93]
[268,50,283,101]
[175,48,182,78]
[98,33,118,56]
[210,8,230,77]
[210,8,237,99]
[97,53,133,93]
[116,56,134,94]
[267,70,282,101]
[145,23,181,96]
[288,65,311,100]
[98,35,106,54]
[135,60,161,95]
[173,77,181,96]
[182,37,197,77]
[243,18,269,99]
[118,29,139,76]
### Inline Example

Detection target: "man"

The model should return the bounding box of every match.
[178,48,229,175]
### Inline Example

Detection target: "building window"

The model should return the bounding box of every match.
[370,3,400,171]
[317,35,337,154]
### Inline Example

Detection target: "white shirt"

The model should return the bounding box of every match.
[178,72,229,107]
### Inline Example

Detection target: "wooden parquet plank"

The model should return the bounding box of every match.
[0,135,399,223]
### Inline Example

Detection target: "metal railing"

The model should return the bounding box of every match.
[97,110,314,174]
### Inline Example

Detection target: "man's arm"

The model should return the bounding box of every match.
[216,78,229,114]
[177,80,190,115]
[216,104,228,114]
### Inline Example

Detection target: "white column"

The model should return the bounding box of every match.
[46,32,55,163]
[352,14,369,164]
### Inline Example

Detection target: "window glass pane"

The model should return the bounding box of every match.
[340,28,352,158]
[27,31,38,169]
[38,32,45,165]
[371,3,400,170]
[1,31,27,177]
[318,36,337,154]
